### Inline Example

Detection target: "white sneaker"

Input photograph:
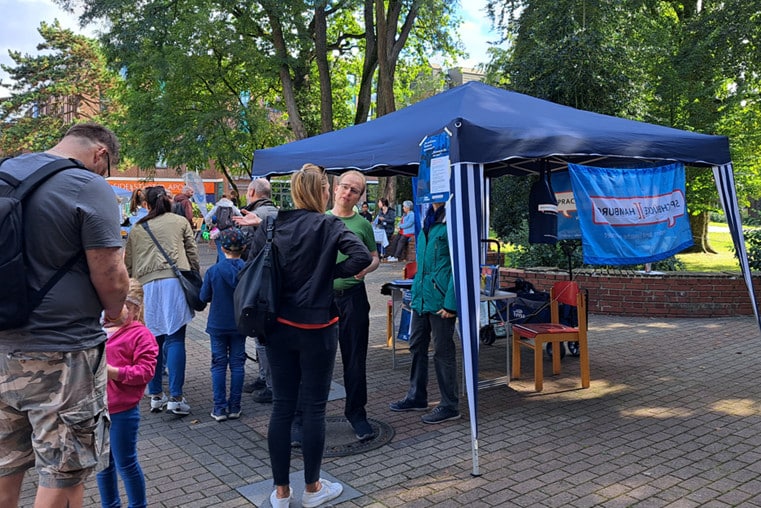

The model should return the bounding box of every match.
[149,394,168,413]
[387,256,398,262]
[301,479,343,508]
[167,397,190,415]
[269,490,292,507]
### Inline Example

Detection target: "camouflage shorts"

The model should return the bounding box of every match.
[0,344,110,488]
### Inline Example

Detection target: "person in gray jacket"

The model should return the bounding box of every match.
[239,178,278,403]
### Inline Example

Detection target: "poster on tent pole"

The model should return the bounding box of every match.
[417,131,451,204]
[568,162,693,265]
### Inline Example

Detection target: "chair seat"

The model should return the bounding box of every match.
[513,323,578,338]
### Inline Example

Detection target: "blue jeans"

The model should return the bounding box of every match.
[266,322,338,486]
[147,325,187,398]
[96,406,146,508]
[209,332,247,414]
[406,311,458,411]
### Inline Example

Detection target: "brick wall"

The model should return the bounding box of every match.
[499,268,759,317]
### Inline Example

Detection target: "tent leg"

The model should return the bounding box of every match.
[471,438,481,477]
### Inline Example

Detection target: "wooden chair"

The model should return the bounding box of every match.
[511,281,590,392]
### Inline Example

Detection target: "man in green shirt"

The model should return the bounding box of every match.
[328,170,380,440]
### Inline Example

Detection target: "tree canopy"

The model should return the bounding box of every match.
[0,20,123,155]
[485,0,761,253]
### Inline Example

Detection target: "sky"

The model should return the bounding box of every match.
[0,0,498,97]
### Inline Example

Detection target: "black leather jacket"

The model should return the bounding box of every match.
[247,209,372,325]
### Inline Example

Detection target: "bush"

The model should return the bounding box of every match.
[744,228,761,270]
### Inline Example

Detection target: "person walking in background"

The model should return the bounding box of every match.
[235,163,372,507]
[0,123,129,508]
[205,193,242,232]
[359,201,373,222]
[205,194,242,262]
[386,200,415,262]
[237,178,279,403]
[229,188,242,208]
[172,185,195,225]
[374,197,395,258]
[327,171,380,441]
[125,185,200,416]
[128,188,148,224]
[200,228,248,421]
[97,279,158,508]
[389,202,461,424]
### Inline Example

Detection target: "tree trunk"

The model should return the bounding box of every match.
[684,211,716,253]
[313,2,333,133]
[355,0,378,125]
[381,176,397,206]
[266,11,308,140]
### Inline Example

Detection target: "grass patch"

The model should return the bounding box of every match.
[676,223,739,272]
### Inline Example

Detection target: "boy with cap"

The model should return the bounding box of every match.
[200,228,248,421]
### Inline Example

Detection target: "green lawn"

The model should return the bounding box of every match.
[676,224,740,272]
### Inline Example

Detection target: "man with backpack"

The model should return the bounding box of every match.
[0,123,130,508]
[206,194,242,262]
[205,193,242,232]
[238,179,278,403]
[172,185,195,225]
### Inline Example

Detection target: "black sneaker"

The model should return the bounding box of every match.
[389,398,428,412]
[352,420,374,441]
[421,406,460,424]
[243,378,266,393]
[253,388,272,403]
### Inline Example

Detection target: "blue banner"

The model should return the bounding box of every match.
[568,163,693,265]
[552,171,581,240]
[417,131,451,204]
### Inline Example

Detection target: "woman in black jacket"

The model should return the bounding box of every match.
[240,164,372,507]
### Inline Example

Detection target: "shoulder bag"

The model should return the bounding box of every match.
[234,216,280,341]
[141,222,207,312]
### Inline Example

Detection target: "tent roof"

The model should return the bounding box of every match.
[252,82,731,178]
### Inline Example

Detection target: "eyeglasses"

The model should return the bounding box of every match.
[337,182,362,196]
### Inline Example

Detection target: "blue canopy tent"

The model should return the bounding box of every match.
[252,81,758,475]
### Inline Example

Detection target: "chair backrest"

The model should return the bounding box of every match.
[550,281,587,332]
[553,281,579,306]
[403,261,417,279]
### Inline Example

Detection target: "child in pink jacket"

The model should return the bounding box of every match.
[97,279,158,508]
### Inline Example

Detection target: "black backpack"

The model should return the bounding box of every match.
[215,206,234,230]
[0,157,85,330]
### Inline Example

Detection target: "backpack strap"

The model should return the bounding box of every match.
[0,157,85,197]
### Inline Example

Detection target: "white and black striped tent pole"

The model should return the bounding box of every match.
[712,163,761,329]
[446,160,486,476]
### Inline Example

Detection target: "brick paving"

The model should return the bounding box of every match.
[18,241,761,507]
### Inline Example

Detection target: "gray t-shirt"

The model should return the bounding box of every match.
[0,153,123,353]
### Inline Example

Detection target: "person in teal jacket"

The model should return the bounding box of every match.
[389,201,460,424]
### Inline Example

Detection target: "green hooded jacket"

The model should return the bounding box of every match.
[410,205,457,315]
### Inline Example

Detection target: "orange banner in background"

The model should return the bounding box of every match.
[107,177,222,196]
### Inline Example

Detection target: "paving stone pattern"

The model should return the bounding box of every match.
[18,241,761,507]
